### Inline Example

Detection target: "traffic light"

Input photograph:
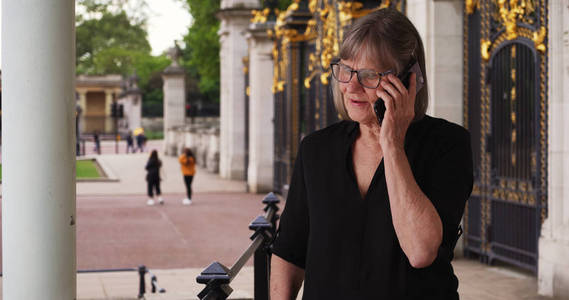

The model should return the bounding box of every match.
[110,102,124,118]
[111,102,118,118]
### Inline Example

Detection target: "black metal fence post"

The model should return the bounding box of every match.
[196,262,233,299]
[252,192,280,300]
[138,265,146,299]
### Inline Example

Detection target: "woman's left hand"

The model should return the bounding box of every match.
[376,72,417,151]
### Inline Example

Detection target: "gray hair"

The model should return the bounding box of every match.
[332,8,429,121]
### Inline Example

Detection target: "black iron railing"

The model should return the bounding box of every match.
[196,192,280,300]
[137,265,166,299]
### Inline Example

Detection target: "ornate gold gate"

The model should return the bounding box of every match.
[463,0,548,272]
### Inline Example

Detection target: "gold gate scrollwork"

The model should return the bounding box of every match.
[464,0,548,272]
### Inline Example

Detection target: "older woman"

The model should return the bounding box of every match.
[270,8,473,300]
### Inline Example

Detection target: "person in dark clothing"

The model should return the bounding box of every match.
[145,150,163,205]
[270,9,473,300]
[93,131,101,154]
[126,132,134,153]
[136,133,145,153]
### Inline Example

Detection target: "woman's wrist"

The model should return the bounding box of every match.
[382,142,405,159]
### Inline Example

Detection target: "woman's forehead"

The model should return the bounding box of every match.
[341,55,388,71]
[347,44,391,67]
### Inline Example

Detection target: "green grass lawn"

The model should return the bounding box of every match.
[0,160,102,181]
[144,130,164,140]
[76,160,102,179]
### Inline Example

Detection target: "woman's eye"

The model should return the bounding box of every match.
[360,71,378,79]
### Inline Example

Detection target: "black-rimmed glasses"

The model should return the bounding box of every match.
[330,62,394,89]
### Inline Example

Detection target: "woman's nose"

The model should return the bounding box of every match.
[345,75,362,91]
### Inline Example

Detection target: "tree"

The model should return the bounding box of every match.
[76,6,151,75]
[179,0,221,103]
[136,54,171,117]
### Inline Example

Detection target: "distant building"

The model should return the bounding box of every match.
[76,74,123,134]
[1,73,142,137]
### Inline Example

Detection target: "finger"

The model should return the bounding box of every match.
[376,90,395,113]
[380,80,401,104]
[387,73,408,97]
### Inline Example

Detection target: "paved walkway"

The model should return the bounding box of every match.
[0,140,558,299]
[76,139,247,196]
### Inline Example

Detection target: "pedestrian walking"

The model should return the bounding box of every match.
[145,150,163,206]
[93,131,101,155]
[136,133,145,152]
[126,132,134,153]
[179,148,196,205]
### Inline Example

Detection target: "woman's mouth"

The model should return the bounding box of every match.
[350,98,369,107]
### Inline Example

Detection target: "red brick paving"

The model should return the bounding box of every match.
[1,192,277,272]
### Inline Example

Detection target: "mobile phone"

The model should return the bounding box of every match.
[374,60,424,125]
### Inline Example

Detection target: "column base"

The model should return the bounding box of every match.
[219,157,246,180]
[538,224,569,297]
[247,171,273,194]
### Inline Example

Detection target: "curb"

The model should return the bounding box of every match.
[77,156,120,182]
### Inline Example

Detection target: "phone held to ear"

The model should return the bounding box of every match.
[374,60,424,125]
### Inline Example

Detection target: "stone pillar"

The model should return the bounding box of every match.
[162,46,186,155]
[246,22,274,193]
[538,0,569,297]
[406,0,464,126]
[130,92,142,131]
[2,0,76,298]
[104,89,114,133]
[218,0,260,180]
[125,76,143,132]
[77,89,87,133]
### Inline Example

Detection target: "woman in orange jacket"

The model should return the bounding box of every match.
[179,148,196,205]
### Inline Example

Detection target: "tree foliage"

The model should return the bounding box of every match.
[179,0,221,103]
[76,1,151,75]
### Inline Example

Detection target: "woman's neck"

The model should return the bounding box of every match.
[357,120,381,150]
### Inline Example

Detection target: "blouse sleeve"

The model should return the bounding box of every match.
[271,140,310,269]
[423,127,473,251]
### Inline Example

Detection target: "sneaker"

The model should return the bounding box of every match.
[182,198,192,205]
[158,197,164,205]
[147,199,155,206]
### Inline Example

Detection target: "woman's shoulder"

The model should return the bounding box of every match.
[301,120,355,148]
[408,115,470,153]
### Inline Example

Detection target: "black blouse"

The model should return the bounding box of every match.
[272,115,473,299]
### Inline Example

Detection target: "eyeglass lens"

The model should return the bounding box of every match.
[332,64,382,88]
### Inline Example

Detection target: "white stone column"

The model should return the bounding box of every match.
[406,0,464,126]
[77,89,87,133]
[2,1,76,299]
[219,26,230,176]
[124,90,142,132]
[538,0,569,297]
[131,92,143,131]
[104,89,114,133]
[218,0,260,180]
[162,62,186,155]
[246,22,274,193]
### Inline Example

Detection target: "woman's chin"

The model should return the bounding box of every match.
[346,107,376,124]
